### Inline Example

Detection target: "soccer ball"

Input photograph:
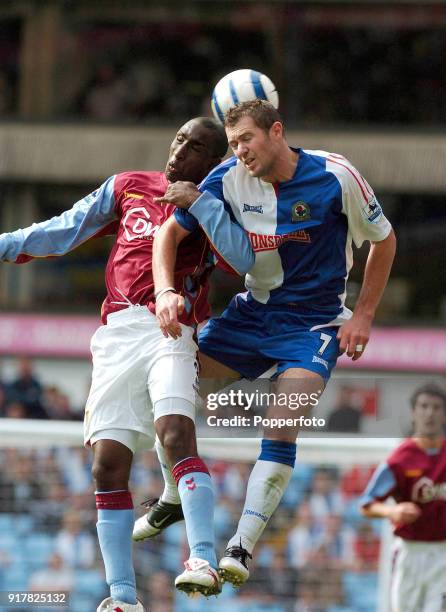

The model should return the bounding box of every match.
[211,69,279,123]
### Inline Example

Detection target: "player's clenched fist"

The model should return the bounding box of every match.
[154,181,201,209]
[389,502,422,526]
[156,291,185,339]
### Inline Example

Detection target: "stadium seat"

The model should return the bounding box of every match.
[161,523,186,573]
[73,569,106,597]
[69,593,98,612]
[0,532,25,566]
[0,514,14,532]
[214,503,233,538]
[343,571,378,612]
[0,532,19,554]
[25,534,56,569]
[342,498,364,526]
[174,591,286,611]
[14,513,35,535]
[2,564,29,590]
[256,545,274,567]
[281,464,314,507]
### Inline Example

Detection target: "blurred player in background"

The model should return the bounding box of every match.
[0,118,254,610]
[149,99,396,586]
[361,383,446,612]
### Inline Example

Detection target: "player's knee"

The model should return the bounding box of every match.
[157,415,197,463]
[91,445,132,490]
[92,458,129,490]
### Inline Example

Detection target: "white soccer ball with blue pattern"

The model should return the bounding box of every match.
[211,69,279,124]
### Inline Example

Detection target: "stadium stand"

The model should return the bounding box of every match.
[0,445,384,612]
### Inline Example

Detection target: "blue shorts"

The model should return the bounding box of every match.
[198,294,340,381]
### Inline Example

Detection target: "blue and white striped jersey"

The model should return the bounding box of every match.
[175,148,392,322]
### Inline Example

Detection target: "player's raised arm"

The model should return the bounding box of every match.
[153,216,189,339]
[333,158,397,360]
[0,176,118,263]
[337,228,396,360]
[187,190,255,275]
[155,179,255,276]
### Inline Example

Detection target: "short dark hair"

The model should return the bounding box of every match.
[194,117,228,158]
[224,99,284,132]
[410,383,446,410]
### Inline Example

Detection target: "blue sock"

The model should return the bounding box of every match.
[173,458,217,569]
[259,439,297,467]
[96,491,136,604]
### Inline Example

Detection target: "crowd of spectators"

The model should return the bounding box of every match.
[0,357,81,421]
[1,359,368,431]
[1,15,445,127]
[68,27,446,128]
[72,25,267,124]
[292,27,445,127]
[0,440,382,612]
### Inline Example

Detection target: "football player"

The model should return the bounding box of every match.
[361,384,446,612]
[139,99,396,586]
[0,117,254,610]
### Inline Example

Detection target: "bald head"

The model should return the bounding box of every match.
[165,117,228,184]
[187,117,228,158]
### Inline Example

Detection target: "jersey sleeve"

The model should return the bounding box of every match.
[174,157,253,275]
[327,155,392,248]
[199,159,226,201]
[359,462,397,507]
[173,161,228,234]
[0,176,118,263]
[174,208,199,233]
[187,191,254,275]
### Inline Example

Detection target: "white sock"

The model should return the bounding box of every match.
[155,439,181,504]
[227,459,293,554]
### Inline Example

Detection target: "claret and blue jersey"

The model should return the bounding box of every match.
[360,439,446,542]
[0,171,254,326]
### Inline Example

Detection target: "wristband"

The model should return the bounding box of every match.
[155,287,176,302]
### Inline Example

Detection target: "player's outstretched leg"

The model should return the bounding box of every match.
[155,411,220,597]
[92,438,147,610]
[219,439,296,586]
[133,439,184,541]
[172,456,220,596]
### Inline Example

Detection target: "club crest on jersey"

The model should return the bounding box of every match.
[291,201,310,222]
[362,196,382,223]
[243,203,264,214]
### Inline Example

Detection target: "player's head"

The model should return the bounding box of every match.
[224,99,286,180]
[410,383,446,438]
[165,117,227,185]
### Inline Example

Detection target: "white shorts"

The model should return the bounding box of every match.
[84,305,198,453]
[391,537,446,612]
